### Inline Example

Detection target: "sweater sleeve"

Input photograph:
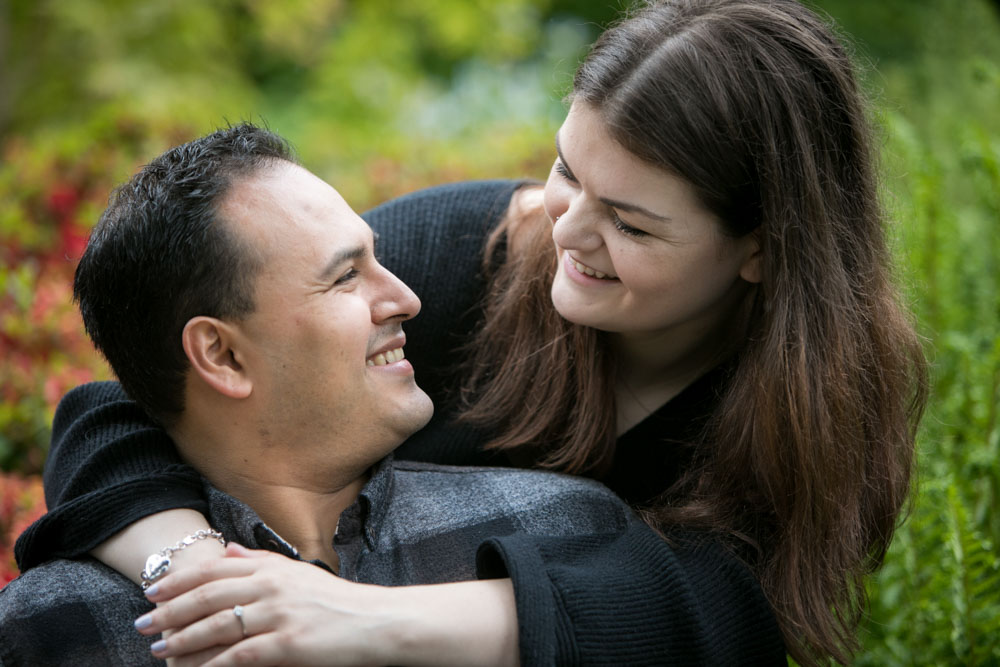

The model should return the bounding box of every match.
[476,524,787,665]
[14,382,206,570]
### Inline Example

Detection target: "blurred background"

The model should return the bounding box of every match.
[1,0,998,662]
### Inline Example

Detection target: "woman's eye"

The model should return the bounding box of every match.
[613,212,646,238]
[334,268,359,285]
[554,160,576,182]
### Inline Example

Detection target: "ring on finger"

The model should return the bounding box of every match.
[233,604,248,638]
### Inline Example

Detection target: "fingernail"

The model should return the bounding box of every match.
[150,639,166,653]
[134,614,153,630]
[144,583,159,597]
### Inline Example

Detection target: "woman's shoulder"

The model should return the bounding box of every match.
[361,179,529,231]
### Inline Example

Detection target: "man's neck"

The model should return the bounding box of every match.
[170,419,371,570]
[211,470,369,569]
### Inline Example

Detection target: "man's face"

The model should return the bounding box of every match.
[218,162,433,477]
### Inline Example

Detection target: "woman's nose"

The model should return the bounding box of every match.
[552,207,602,252]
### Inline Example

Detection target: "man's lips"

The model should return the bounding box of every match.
[367,347,406,366]
[366,336,407,366]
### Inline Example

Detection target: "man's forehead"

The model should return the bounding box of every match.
[219,163,354,234]
[220,162,311,213]
[218,163,372,271]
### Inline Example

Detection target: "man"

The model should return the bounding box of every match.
[0,124,633,665]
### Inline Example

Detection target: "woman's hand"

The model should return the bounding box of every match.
[136,543,519,667]
[137,543,394,665]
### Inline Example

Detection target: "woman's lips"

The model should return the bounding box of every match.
[562,252,618,285]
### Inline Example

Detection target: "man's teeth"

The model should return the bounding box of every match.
[367,347,405,366]
[574,260,611,280]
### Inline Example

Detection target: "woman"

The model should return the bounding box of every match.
[19,0,927,664]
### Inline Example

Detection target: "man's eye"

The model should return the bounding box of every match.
[334,268,359,285]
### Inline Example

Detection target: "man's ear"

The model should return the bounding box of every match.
[182,317,252,399]
[739,229,763,284]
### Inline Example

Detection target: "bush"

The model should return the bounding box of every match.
[0,472,46,586]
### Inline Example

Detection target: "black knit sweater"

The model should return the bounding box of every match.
[17,180,786,665]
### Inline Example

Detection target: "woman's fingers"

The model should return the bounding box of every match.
[198,627,382,667]
[200,635,287,667]
[225,542,272,559]
[136,553,382,663]
[152,603,267,659]
[145,550,280,602]
[168,644,229,667]
[137,576,263,635]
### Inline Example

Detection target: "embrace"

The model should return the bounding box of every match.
[1,1,926,665]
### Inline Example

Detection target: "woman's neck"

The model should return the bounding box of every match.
[610,283,754,435]
[611,328,725,436]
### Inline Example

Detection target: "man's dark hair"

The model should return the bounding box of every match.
[74,122,295,426]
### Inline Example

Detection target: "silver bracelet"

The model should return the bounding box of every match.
[139,528,226,590]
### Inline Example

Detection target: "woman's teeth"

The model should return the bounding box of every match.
[367,347,405,366]
[573,260,611,280]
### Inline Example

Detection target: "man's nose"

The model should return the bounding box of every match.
[372,265,421,323]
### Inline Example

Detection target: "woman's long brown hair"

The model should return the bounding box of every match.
[460,1,929,664]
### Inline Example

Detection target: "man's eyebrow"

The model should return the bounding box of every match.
[318,245,366,282]
[554,133,672,224]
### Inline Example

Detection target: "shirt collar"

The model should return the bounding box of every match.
[355,454,394,549]
[200,454,396,556]
[203,483,299,559]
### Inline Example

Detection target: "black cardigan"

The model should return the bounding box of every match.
[17,180,786,665]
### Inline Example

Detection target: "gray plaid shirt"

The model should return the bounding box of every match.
[0,457,634,666]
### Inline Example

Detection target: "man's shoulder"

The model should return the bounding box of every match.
[0,557,136,612]
[388,461,635,533]
[0,559,157,666]
[358,461,636,586]
[393,459,620,494]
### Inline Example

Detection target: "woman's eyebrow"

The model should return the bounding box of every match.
[601,197,672,222]
[554,134,578,181]
[554,133,671,223]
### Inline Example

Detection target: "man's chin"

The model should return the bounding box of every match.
[412,391,435,430]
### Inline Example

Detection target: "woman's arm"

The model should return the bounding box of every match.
[138,523,784,666]
[91,509,223,585]
[136,544,518,667]
[15,382,208,571]
[478,522,787,665]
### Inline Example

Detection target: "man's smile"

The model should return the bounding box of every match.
[367,347,406,366]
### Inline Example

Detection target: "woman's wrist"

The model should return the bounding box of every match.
[380,578,519,667]
[91,508,224,585]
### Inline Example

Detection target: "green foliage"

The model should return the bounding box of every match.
[858,473,1000,665]
[845,1,1000,660]
[1,0,601,207]
[1,0,999,660]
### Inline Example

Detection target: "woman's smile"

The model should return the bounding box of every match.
[562,251,618,283]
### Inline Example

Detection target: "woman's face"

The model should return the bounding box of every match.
[543,101,760,349]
